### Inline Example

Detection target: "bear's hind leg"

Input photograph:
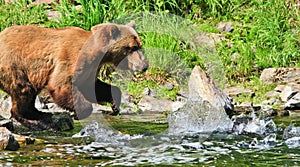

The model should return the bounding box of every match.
[10,92,54,130]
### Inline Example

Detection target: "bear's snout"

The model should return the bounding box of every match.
[141,62,148,72]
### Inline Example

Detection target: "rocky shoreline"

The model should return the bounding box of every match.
[0,67,299,125]
[0,67,299,150]
[130,67,300,117]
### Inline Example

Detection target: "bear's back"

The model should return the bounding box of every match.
[0,25,91,49]
[0,25,91,64]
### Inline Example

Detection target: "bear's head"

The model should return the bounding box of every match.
[91,21,148,72]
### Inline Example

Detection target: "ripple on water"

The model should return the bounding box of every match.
[69,109,300,166]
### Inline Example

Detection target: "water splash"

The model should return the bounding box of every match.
[168,99,233,135]
[283,125,300,148]
[285,137,300,148]
[283,125,300,140]
[232,112,277,135]
[73,121,132,145]
[237,134,277,149]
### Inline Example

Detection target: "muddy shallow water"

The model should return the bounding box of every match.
[0,112,300,166]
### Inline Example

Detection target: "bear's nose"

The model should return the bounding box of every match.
[142,63,148,72]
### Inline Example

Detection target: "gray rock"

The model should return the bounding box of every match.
[283,69,300,83]
[31,0,55,5]
[0,127,19,151]
[280,85,299,102]
[0,119,14,131]
[177,89,189,99]
[35,96,48,110]
[283,125,300,140]
[121,92,134,104]
[194,33,225,53]
[234,102,261,114]
[46,10,62,23]
[0,96,11,119]
[120,105,141,114]
[260,68,277,83]
[274,85,286,92]
[284,92,300,110]
[217,22,234,32]
[224,86,255,98]
[138,95,173,113]
[260,105,278,117]
[163,82,174,90]
[141,87,156,97]
[119,92,140,114]
[265,90,281,98]
[260,68,300,83]
[188,66,234,117]
[171,101,186,112]
[262,98,282,106]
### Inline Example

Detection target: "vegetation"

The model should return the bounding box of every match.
[0,0,299,103]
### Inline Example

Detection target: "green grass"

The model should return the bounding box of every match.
[0,0,299,102]
[0,0,47,30]
[230,76,278,105]
[214,0,300,81]
[0,90,5,98]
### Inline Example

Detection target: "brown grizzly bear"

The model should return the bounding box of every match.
[0,21,148,129]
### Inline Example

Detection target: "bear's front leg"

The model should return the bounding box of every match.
[95,79,121,115]
[48,85,93,120]
[72,86,94,119]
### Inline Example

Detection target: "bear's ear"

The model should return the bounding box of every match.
[91,24,104,34]
[91,24,120,40]
[127,20,136,29]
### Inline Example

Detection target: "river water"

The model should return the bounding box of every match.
[0,111,299,166]
[70,105,300,166]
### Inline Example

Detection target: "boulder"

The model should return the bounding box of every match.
[260,68,300,84]
[280,85,299,102]
[168,66,234,134]
[284,92,300,110]
[188,66,234,117]
[0,96,11,119]
[0,127,19,151]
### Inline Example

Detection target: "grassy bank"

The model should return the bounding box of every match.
[0,0,299,102]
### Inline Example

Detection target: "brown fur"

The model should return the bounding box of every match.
[0,21,148,129]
